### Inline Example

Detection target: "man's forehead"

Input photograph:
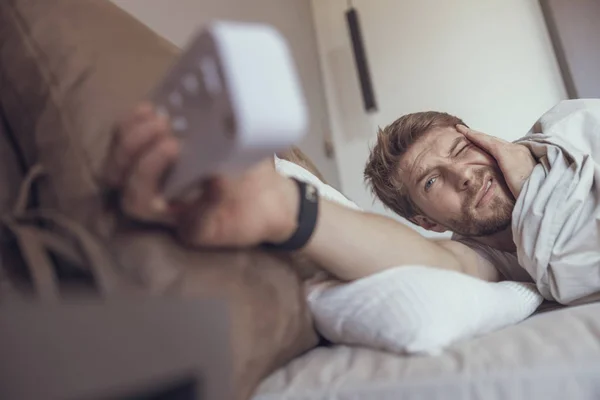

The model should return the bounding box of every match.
[399,127,462,174]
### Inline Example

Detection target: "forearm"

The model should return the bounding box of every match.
[301,199,463,281]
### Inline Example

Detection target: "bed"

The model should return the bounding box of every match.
[254,302,600,399]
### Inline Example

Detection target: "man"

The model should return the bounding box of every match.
[363,112,537,283]
[104,103,538,286]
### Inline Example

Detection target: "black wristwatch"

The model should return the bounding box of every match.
[262,178,319,251]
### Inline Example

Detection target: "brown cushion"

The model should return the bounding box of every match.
[0,0,318,399]
[278,146,327,183]
[0,0,177,225]
[0,111,26,298]
[0,112,23,214]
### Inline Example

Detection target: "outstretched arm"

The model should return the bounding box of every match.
[104,104,501,283]
[299,194,499,281]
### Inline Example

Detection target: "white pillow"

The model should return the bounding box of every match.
[307,266,543,355]
[273,155,544,354]
[274,155,361,211]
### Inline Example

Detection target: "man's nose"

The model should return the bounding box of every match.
[447,165,474,191]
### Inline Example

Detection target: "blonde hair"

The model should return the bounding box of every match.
[364,111,466,219]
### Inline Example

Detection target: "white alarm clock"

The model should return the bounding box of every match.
[151,21,308,199]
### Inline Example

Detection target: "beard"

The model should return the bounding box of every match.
[446,167,515,237]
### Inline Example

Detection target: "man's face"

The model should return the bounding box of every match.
[399,126,515,236]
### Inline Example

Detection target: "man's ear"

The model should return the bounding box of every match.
[411,215,447,233]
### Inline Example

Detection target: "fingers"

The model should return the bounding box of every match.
[456,125,537,199]
[455,124,470,135]
[121,137,180,222]
[104,103,170,187]
[176,179,223,246]
[120,102,154,137]
[456,124,508,160]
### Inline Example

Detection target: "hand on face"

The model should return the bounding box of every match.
[103,102,298,247]
[456,125,537,199]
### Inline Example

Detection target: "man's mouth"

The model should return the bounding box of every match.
[475,178,495,208]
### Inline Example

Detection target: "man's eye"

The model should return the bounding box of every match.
[456,144,470,156]
[425,177,437,191]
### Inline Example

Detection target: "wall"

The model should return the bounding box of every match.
[311,0,567,236]
[110,0,340,186]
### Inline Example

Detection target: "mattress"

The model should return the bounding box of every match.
[253,302,600,400]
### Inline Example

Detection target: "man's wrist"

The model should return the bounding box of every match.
[266,177,300,244]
